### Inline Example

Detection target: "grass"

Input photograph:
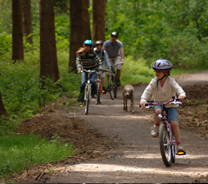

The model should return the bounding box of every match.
[120,56,155,86]
[120,56,207,86]
[0,134,74,177]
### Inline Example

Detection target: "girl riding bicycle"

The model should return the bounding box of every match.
[76,40,102,105]
[140,59,186,153]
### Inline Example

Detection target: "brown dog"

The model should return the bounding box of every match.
[123,84,134,113]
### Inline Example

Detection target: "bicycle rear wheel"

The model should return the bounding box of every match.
[96,82,101,105]
[85,88,89,115]
[109,77,114,100]
[159,123,172,167]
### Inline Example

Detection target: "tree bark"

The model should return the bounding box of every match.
[92,0,105,43]
[69,0,91,72]
[12,0,24,62]
[39,0,59,84]
[22,0,33,44]
[0,92,8,118]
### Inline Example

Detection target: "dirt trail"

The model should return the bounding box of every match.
[13,71,208,183]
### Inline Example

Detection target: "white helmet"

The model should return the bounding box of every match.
[153,59,173,71]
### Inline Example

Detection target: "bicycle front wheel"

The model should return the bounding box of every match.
[113,78,117,98]
[171,135,176,163]
[109,77,114,100]
[159,123,172,167]
[96,82,101,105]
[85,88,89,115]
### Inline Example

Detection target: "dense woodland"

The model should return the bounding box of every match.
[0,0,208,131]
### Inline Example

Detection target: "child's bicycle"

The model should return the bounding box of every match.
[108,64,119,100]
[80,69,97,115]
[143,96,186,167]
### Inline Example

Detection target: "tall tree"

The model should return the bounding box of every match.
[69,0,91,72]
[22,0,33,44]
[0,92,8,118]
[92,0,105,43]
[54,0,69,14]
[39,0,59,85]
[12,0,24,62]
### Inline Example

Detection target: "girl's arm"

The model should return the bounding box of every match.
[140,80,154,103]
[171,78,186,98]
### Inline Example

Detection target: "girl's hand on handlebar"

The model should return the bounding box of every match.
[178,96,185,101]
[140,102,146,109]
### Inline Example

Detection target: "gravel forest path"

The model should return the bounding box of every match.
[45,70,208,183]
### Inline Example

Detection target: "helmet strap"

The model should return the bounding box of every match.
[156,74,167,90]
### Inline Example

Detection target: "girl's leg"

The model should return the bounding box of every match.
[151,107,162,137]
[77,72,87,102]
[80,72,87,93]
[154,108,162,125]
[167,107,185,153]
[170,121,181,143]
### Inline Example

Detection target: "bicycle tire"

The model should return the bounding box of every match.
[109,77,114,100]
[85,87,89,115]
[159,123,172,167]
[171,135,176,163]
[112,77,117,98]
[96,82,101,105]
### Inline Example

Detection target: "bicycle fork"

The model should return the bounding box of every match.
[84,82,92,101]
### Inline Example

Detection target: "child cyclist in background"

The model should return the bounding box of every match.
[140,59,186,153]
[76,40,103,105]
[94,40,111,94]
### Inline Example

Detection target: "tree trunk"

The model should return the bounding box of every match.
[12,0,24,62]
[69,0,91,72]
[0,92,8,118]
[92,0,105,43]
[22,0,33,44]
[39,0,59,84]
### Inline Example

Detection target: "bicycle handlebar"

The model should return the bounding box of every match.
[140,96,183,108]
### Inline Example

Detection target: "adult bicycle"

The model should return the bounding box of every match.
[108,64,119,100]
[80,69,97,115]
[143,96,186,167]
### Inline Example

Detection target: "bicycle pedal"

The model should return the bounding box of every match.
[177,151,186,155]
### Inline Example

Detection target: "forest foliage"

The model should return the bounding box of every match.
[0,0,208,134]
